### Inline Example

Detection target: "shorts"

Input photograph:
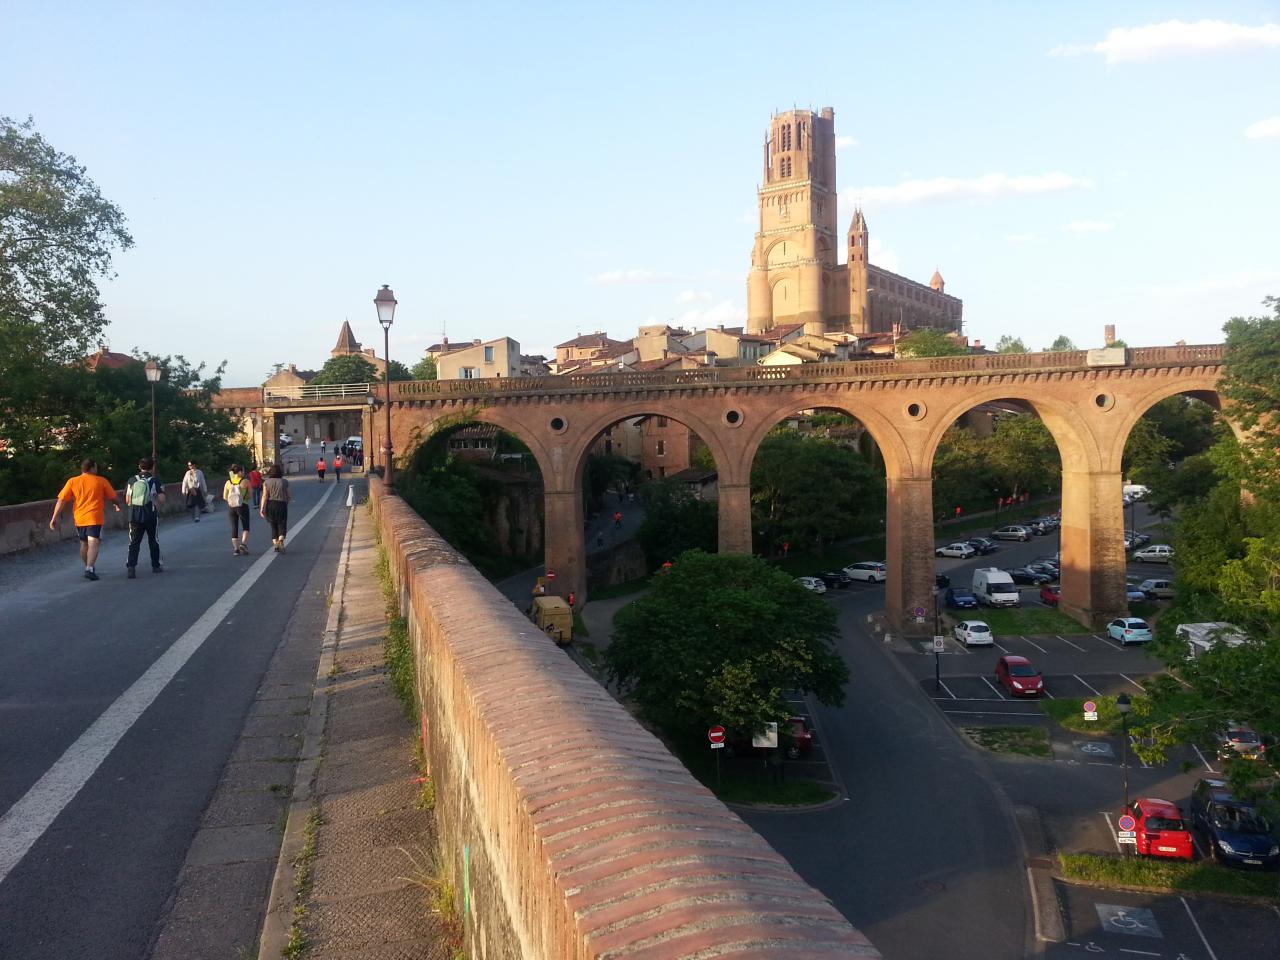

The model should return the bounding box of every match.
[229,504,251,537]
[76,524,103,541]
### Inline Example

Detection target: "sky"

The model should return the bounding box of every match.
[3,1,1279,385]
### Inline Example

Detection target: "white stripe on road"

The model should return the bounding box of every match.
[1181,897,1220,960]
[980,676,1008,699]
[937,680,958,700]
[941,709,1043,716]
[1119,673,1146,692]
[1056,634,1088,652]
[1073,674,1102,697]
[1118,949,1161,957]
[1191,744,1216,773]
[1101,812,1122,853]
[0,485,336,886]
[1020,635,1048,653]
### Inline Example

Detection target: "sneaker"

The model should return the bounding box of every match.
[127,567,136,579]
[194,516,200,523]
[240,544,250,554]
[84,570,99,581]
[152,566,164,573]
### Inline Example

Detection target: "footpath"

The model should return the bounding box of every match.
[259,502,446,959]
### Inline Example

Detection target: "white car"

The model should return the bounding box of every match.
[935,542,977,559]
[842,561,887,582]
[796,576,827,594]
[954,620,994,647]
[1107,617,1153,645]
[1134,544,1174,563]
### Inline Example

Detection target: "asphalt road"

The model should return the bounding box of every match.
[0,476,347,960]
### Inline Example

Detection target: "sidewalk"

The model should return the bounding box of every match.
[260,504,447,959]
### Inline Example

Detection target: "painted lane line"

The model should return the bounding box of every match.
[1074,674,1103,697]
[1180,897,1220,960]
[1101,812,1122,853]
[0,485,336,886]
[940,709,1043,716]
[1021,635,1048,653]
[993,641,1011,654]
[1118,950,1161,957]
[1119,673,1146,692]
[980,676,1008,700]
[937,680,958,701]
[1191,744,1216,773]
[1042,688,1055,699]
[1056,634,1088,652]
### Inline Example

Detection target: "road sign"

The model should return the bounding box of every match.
[913,606,926,618]
[1083,700,1097,713]
[913,616,927,624]
[933,636,946,652]
[1118,814,1136,831]
[708,725,726,745]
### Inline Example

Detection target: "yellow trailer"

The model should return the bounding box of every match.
[531,595,573,645]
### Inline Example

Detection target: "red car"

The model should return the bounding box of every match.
[1039,584,1061,606]
[995,655,1043,697]
[1126,798,1194,860]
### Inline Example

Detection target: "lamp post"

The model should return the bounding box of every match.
[374,285,397,493]
[144,360,161,466]
[1116,692,1132,812]
[249,412,258,466]
[365,394,378,473]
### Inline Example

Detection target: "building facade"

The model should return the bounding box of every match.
[746,108,963,338]
[435,337,522,380]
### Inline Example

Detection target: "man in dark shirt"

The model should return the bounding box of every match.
[126,457,166,578]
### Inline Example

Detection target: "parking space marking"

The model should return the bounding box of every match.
[1094,633,1127,651]
[1057,634,1089,652]
[1042,688,1055,699]
[1119,673,1146,692]
[981,676,1008,699]
[1117,949,1161,956]
[941,709,1043,716]
[993,640,1011,653]
[1190,744,1215,772]
[1180,897,1220,960]
[1074,674,1103,696]
[1101,812,1122,853]
[1021,635,1049,652]
[937,680,958,700]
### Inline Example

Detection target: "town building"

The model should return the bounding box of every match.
[554,332,630,371]
[331,320,387,377]
[434,337,522,380]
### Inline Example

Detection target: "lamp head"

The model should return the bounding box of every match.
[374,285,397,329]
[1115,693,1132,715]
[144,359,161,383]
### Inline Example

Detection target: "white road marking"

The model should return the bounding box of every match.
[1042,688,1056,699]
[1057,634,1088,652]
[981,676,1008,699]
[1119,673,1146,692]
[993,641,1012,653]
[1074,674,1103,697]
[938,680,958,700]
[1101,811,1122,853]
[0,485,336,886]
[1181,897,1220,960]
[1191,744,1216,773]
[1020,635,1048,652]
[941,709,1042,716]
[1118,949,1161,957]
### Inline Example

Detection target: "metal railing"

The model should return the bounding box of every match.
[263,382,373,403]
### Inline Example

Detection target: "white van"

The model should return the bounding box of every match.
[1122,482,1150,500]
[972,568,1021,607]
[1176,622,1247,659]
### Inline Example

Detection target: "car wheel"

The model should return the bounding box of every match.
[785,745,801,760]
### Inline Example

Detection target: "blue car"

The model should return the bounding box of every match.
[1190,778,1280,869]
[945,587,978,610]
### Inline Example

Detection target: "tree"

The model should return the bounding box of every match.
[896,328,968,357]
[386,359,413,381]
[986,415,1060,500]
[1219,296,1280,501]
[604,551,847,738]
[636,480,718,569]
[308,353,378,385]
[995,335,1028,354]
[409,356,438,381]
[1045,335,1077,352]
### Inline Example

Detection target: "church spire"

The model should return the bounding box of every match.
[332,319,361,355]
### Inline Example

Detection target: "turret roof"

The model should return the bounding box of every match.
[333,320,361,353]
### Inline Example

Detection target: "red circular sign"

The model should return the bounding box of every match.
[707,725,726,744]
[1118,814,1136,831]
[1083,700,1098,713]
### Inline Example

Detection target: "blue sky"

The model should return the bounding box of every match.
[3,2,1278,384]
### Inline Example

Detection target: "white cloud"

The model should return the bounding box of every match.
[845,171,1092,206]
[675,300,746,329]
[592,268,672,285]
[677,290,712,304]
[1005,233,1036,244]
[835,135,857,150]
[1051,19,1280,63]
[1244,116,1280,139]
[868,237,901,274]
[1064,220,1114,234]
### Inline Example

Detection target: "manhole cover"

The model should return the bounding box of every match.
[916,879,946,893]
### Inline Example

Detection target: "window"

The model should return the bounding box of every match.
[460,367,478,379]
[779,157,792,178]
[658,466,666,478]
[657,416,668,427]
[781,124,792,151]
[797,122,804,150]
[656,440,666,456]
[484,345,494,363]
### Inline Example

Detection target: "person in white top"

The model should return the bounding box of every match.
[305,435,311,456]
[181,461,208,522]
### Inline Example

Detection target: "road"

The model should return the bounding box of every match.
[0,476,349,959]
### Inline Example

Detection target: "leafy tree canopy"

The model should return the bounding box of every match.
[604,551,847,736]
[636,479,717,569]
[995,335,1028,354]
[386,359,413,382]
[1220,296,1280,501]
[1046,335,1077,352]
[896,328,968,357]
[409,355,438,381]
[308,353,378,385]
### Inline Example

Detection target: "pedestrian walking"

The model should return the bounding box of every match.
[182,461,208,521]
[596,530,604,548]
[248,463,263,508]
[320,437,327,455]
[125,456,165,577]
[224,464,253,555]
[613,510,622,529]
[49,457,121,580]
[316,457,326,482]
[333,454,343,483]
[261,463,292,553]
[305,435,312,457]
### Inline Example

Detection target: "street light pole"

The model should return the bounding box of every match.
[1116,693,1132,812]
[144,360,161,467]
[374,285,398,494]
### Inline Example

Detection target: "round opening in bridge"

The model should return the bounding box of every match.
[723,409,743,427]
[549,416,566,433]
[905,401,927,421]
[1094,393,1114,411]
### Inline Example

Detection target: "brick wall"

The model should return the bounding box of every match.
[0,482,187,556]
[371,479,880,959]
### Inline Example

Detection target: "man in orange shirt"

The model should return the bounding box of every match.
[49,458,121,580]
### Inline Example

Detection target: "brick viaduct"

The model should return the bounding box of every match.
[260,344,1226,635]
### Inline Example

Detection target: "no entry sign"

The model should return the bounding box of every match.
[708,725,726,748]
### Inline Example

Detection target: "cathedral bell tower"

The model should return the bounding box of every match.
[746,107,838,336]
[848,208,870,334]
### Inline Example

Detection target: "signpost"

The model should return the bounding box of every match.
[1117,813,1137,846]
[933,636,945,691]
[913,604,927,625]
[1083,700,1099,722]
[708,725,726,790]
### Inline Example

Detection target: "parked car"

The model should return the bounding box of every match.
[278,433,292,447]
[796,576,827,594]
[935,573,951,589]
[1027,562,1059,581]
[936,542,977,559]
[1125,798,1194,860]
[1034,515,1060,529]
[972,568,1021,607]
[954,620,993,647]
[1139,578,1175,600]
[1106,617,1153,645]
[1134,544,1175,563]
[1123,483,1151,500]
[1189,778,1280,869]
[727,716,815,760]
[992,525,1033,542]
[1215,723,1266,762]
[1006,566,1053,586]
[945,587,978,610]
[1039,584,1061,606]
[843,561,887,583]
[818,570,853,589]
[966,537,1000,555]
[1025,521,1049,537]
[994,655,1043,696]
[1125,582,1148,603]
[1126,529,1152,545]
[1032,554,1061,568]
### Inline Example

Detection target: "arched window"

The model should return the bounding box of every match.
[781,124,792,151]
[797,122,805,150]
[780,157,792,178]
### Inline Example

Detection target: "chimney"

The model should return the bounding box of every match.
[972,339,983,351]
[442,336,448,347]
[473,338,482,346]
[1104,324,1116,346]
[717,324,724,332]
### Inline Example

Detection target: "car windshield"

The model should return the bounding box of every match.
[1126,621,1149,630]
[1211,804,1269,833]
[1145,817,1186,832]
[968,624,989,633]
[1009,664,1038,677]
[1228,730,1260,744]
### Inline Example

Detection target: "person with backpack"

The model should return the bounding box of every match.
[332,453,343,483]
[316,457,326,482]
[182,461,208,521]
[248,463,264,508]
[124,456,166,578]
[49,458,122,581]
[260,462,293,553]
[223,464,253,556]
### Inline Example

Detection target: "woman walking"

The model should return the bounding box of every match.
[182,461,208,522]
[224,465,252,555]
[315,457,326,482]
[260,463,293,553]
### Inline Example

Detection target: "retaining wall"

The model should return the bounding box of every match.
[0,482,187,556]
[371,478,880,960]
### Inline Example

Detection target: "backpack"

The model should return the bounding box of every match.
[226,480,244,509]
[128,475,154,508]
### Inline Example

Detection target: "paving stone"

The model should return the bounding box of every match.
[228,733,301,762]
[201,785,288,828]
[305,884,438,952]
[185,823,281,866]
[217,759,296,794]
[165,860,275,921]
[240,710,308,739]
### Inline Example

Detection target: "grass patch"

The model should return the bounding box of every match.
[1042,695,1124,735]
[1127,600,1160,618]
[282,806,323,959]
[399,845,464,953]
[979,605,1093,635]
[667,729,834,806]
[575,640,601,668]
[963,725,1052,758]
[572,612,589,637]
[376,546,417,719]
[589,576,652,601]
[1058,852,1280,902]
[770,536,887,576]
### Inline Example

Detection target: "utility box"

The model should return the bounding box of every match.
[531,596,573,646]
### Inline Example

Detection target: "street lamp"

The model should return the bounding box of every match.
[144,360,161,466]
[374,284,397,493]
[1116,693,1132,812]
[365,394,378,473]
